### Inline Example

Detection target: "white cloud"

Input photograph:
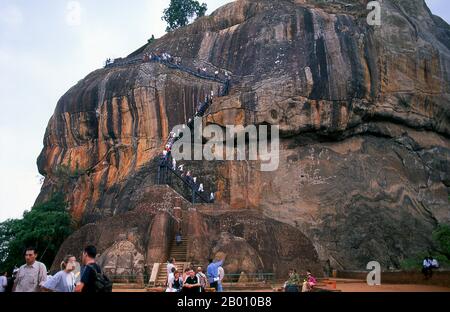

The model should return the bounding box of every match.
[0,5,24,27]
[66,1,82,27]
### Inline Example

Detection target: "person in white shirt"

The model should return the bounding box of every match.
[166,258,176,285]
[166,269,183,292]
[172,159,177,171]
[198,183,204,193]
[431,258,439,269]
[0,272,8,292]
[13,247,47,292]
[218,266,225,292]
[422,256,433,279]
[42,255,77,292]
[196,267,207,292]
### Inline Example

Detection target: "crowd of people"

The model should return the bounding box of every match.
[105,50,232,86]
[165,257,225,293]
[0,246,112,293]
[158,92,219,203]
[283,269,317,293]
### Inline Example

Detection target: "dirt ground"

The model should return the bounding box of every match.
[335,283,450,292]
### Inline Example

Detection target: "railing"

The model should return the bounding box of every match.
[105,55,230,85]
[221,273,277,288]
[109,273,277,289]
[157,161,212,204]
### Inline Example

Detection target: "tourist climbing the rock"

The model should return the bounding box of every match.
[172,158,177,171]
[214,70,219,79]
[198,183,204,193]
[176,230,182,247]
[210,192,215,203]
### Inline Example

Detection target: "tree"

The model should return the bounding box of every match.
[433,224,450,259]
[162,0,207,32]
[0,193,74,272]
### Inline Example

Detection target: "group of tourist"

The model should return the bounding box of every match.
[158,93,218,203]
[165,258,225,293]
[422,256,439,279]
[142,51,180,65]
[0,246,111,293]
[283,269,317,293]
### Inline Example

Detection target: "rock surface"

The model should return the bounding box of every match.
[40,0,449,276]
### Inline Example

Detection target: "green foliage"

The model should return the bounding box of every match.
[433,224,450,259]
[162,0,207,32]
[0,193,74,272]
[400,224,450,271]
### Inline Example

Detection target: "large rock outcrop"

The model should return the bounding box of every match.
[39,0,449,275]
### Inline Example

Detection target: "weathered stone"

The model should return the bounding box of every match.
[41,0,449,275]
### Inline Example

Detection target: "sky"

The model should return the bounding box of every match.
[0,0,448,222]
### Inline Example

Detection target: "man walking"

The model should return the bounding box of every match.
[75,245,111,292]
[13,247,47,292]
[207,258,224,291]
[0,272,7,292]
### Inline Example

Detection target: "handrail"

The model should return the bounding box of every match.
[164,164,212,204]
[105,55,230,85]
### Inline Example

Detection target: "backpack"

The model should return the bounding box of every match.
[88,265,113,293]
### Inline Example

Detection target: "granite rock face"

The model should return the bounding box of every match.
[40,0,450,275]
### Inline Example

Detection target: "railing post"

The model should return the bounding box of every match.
[157,165,161,185]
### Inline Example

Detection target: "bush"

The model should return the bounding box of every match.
[0,193,74,273]
[433,224,450,259]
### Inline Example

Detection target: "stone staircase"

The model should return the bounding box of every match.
[152,237,190,286]
[169,236,188,261]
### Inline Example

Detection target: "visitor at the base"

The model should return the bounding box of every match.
[183,269,201,293]
[302,270,317,292]
[167,270,183,292]
[196,267,208,292]
[183,268,190,283]
[167,258,176,283]
[283,269,301,292]
[422,256,433,279]
[75,245,111,292]
[42,255,77,292]
[0,272,7,293]
[207,258,224,291]
[13,247,48,292]
[218,266,225,292]
[431,257,439,269]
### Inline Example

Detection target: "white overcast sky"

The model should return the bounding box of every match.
[0,0,448,222]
